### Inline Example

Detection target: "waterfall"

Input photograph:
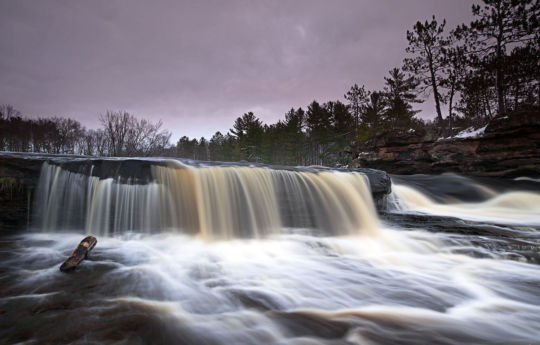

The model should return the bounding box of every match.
[35,161,379,238]
[9,163,540,345]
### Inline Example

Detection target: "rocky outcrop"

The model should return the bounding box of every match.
[348,108,540,178]
[0,154,45,232]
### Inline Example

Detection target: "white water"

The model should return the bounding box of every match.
[2,163,540,344]
[3,230,540,345]
[390,183,540,226]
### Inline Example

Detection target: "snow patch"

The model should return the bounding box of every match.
[438,126,487,141]
[454,125,487,139]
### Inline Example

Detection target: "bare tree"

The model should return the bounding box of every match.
[0,104,21,120]
[99,111,133,156]
[99,110,171,157]
[125,118,171,156]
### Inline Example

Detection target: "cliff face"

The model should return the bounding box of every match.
[348,109,540,178]
[0,154,45,232]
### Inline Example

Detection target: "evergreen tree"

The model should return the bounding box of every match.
[208,131,225,161]
[404,16,448,127]
[455,0,539,114]
[283,108,306,165]
[196,137,208,160]
[439,44,468,132]
[230,112,264,161]
[383,68,423,130]
[329,100,354,138]
[362,91,386,130]
[176,136,197,159]
[304,101,333,165]
[344,84,370,134]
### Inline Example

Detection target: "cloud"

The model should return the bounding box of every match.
[0,0,473,140]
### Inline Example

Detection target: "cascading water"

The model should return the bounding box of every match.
[2,161,540,345]
[389,178,540,226]
[35,161,379,238]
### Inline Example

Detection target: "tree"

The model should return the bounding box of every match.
[100,110,132,156]
[282,108,306,165]
[328,101,354,137]
[504,40,540,109]
[125,118,171,156]
[100,110,171,157]
[31,118,57,153]
[344,84,370,133]
[208,131,225,161]
[0,104,21,120]
[362,91,386,130]
[404,16,448,126]
[230,112,264,161]
[456,0,539,114]
[176,136,196,159]
[50,117,83,154]
[0,105,23,151]
[305,101,332,139]
[304,101,333,165]
[457,68,497,124]
[383,68,423,130]
[439,44,468,132]
[196,137,208,160]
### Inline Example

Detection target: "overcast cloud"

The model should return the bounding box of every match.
[0,0,473,139]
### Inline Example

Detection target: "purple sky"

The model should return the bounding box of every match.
[1,0,473,140]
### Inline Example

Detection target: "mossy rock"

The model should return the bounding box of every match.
[0,177,24,199]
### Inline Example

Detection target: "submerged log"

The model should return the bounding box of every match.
[60,236,97,272]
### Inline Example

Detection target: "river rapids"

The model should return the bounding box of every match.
[1,161,539,345]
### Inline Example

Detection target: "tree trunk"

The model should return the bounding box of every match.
[485,90,493,119]
[496,4,506,115]
[60,236,97,272]
[428,51,444,125]
[448,81,455,135]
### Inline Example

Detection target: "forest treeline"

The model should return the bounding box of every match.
[1,0,538,166]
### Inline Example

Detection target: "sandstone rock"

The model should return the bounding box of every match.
[349,108,540,178]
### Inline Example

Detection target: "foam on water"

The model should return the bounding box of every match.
[2,231,539,344]
[390,183,540,226]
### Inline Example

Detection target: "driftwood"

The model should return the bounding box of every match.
[60,236,97,272]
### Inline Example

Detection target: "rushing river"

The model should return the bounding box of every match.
[1,162,540,345]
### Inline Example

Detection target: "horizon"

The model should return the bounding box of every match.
[1,0,473,141]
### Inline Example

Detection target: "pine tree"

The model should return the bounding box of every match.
[362,91,386,130]
[344,84,370,134]
[455,0,539,114]
[383,68,423,130]
[230,112,264,161]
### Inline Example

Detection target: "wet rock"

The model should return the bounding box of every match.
[0,154,43,232]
